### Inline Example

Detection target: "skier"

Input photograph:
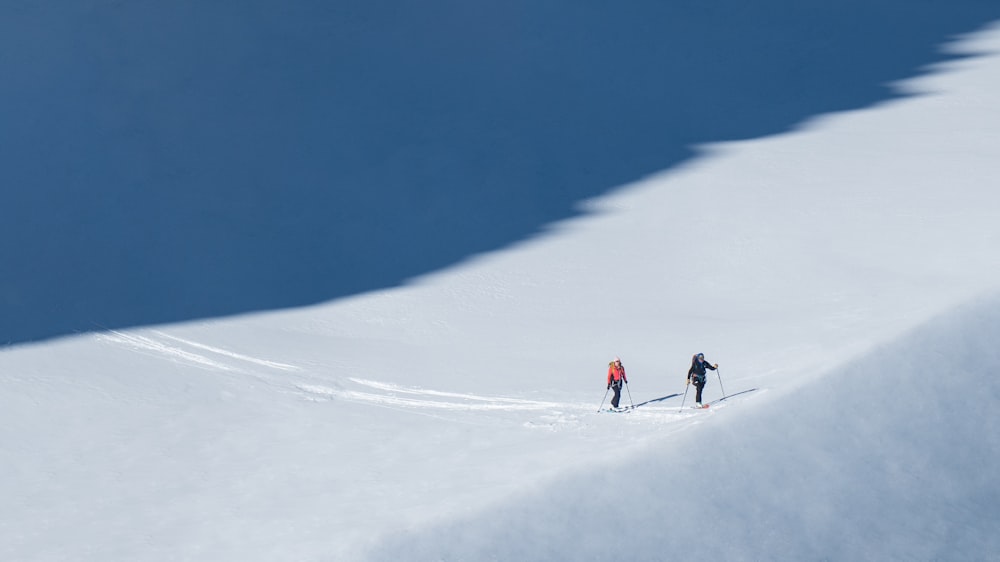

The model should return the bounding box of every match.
[687,353,718,408]
[607,357,628,409]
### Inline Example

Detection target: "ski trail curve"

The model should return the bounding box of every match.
[151,330,300,371]
[299,382,591,413]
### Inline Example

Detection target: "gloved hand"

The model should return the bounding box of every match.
[624,380,628,385]
[607,384,611,390]
[714,363,719,369]
[686,379,690,385]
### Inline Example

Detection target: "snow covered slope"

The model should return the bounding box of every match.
[3,16,1000,562]
[4,0,1000,344]
[371,297,1000,561]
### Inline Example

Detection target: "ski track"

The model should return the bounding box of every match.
[96,328,759,428]
[97,330,240,373]
[297,383,591,413]
[97,329,583,416]
[298,379,762,429]
[95,329,312,395]
[348,377,569,407]
[151,331,301,371]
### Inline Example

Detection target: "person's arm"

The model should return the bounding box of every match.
[607,366,613,388]
[622,366,627,383]
[706,362,718,371]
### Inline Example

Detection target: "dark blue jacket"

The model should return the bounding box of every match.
[688,357,716,384]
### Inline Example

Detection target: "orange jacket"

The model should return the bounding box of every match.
[607,363,627,385]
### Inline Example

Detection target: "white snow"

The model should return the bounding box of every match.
[4,19,1000,562]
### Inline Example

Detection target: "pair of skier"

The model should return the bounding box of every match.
[605,353,718,409]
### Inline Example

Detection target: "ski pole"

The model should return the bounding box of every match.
[716,367,727,400]
[597,386,611,412]
[625,380,634,409]
[679,379,690,412]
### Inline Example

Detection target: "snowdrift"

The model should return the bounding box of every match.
[370,297,1000,561]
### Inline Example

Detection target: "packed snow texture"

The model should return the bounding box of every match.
[3,9,1000,562]
[371,298,1000,561]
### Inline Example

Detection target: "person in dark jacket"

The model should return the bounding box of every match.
[687,353,718,408]
[607,357,628,409]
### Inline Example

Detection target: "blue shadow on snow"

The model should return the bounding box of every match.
[1,1,998,343]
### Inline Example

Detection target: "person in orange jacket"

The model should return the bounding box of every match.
[607,356,628,409]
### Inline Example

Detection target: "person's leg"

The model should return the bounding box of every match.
[611,383,621,408]
[695,382,703,404]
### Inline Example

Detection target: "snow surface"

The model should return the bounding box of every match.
[4,16,1000,562]
[5,0,1000,344]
